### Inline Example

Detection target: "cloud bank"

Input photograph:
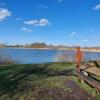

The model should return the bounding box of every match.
[24,18,51,26]
[0,8,11,21]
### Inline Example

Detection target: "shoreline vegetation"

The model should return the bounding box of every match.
[0,47,100,52]
[0,42,100,52]
[0,62,99,100]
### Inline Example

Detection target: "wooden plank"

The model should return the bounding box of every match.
[76,70,100,92]
[81,66,100,76]
[85,67,100,76]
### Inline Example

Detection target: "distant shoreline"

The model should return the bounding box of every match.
[0,47,100,52]
[0,47,54,50]
[81,49,100,52]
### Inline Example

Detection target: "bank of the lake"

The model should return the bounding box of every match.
[0,62,99,100]
[0,47,100,52]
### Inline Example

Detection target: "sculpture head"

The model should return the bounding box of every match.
[76,46,80,50]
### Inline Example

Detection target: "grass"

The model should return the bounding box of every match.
[0,62,99,100]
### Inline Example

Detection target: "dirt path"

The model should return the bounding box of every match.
[30,80,95,100]
[65,80,95,100]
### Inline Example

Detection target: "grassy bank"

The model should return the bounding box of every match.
[0,62,99,100]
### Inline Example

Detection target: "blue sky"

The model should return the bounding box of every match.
[0,0,100,47]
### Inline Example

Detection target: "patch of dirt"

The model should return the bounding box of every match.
[25,80,95,100]
[65,80,95,100]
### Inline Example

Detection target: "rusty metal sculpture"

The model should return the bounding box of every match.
[75,46,83,71]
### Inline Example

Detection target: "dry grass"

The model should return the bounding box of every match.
[0,53,15,65]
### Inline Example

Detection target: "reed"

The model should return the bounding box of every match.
[0,52,15,65]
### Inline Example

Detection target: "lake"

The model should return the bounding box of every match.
[0,48,100,64]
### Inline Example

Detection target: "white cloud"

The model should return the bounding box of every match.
[93,3,100,10]
[24,20,38,25]
[38,5,48,9]
[24,18,51,26]
[21,27,32,32]
[0,8,11,21]
[39,18,50,26]
[70,32,76,37]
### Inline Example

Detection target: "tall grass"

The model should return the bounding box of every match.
[0,53,15,65]
[55,49,100,63]
[55,50,75,62]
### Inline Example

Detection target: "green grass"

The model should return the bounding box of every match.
[0,62,74,100]
[0,62,99,100]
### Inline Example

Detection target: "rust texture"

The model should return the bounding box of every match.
[75,46,83,71]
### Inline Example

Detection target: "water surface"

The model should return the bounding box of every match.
[0,48,100,64]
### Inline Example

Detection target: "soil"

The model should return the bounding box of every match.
[29,80,95,100]
[65,80,95,100]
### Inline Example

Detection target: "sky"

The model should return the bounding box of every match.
[0,0,100,47]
